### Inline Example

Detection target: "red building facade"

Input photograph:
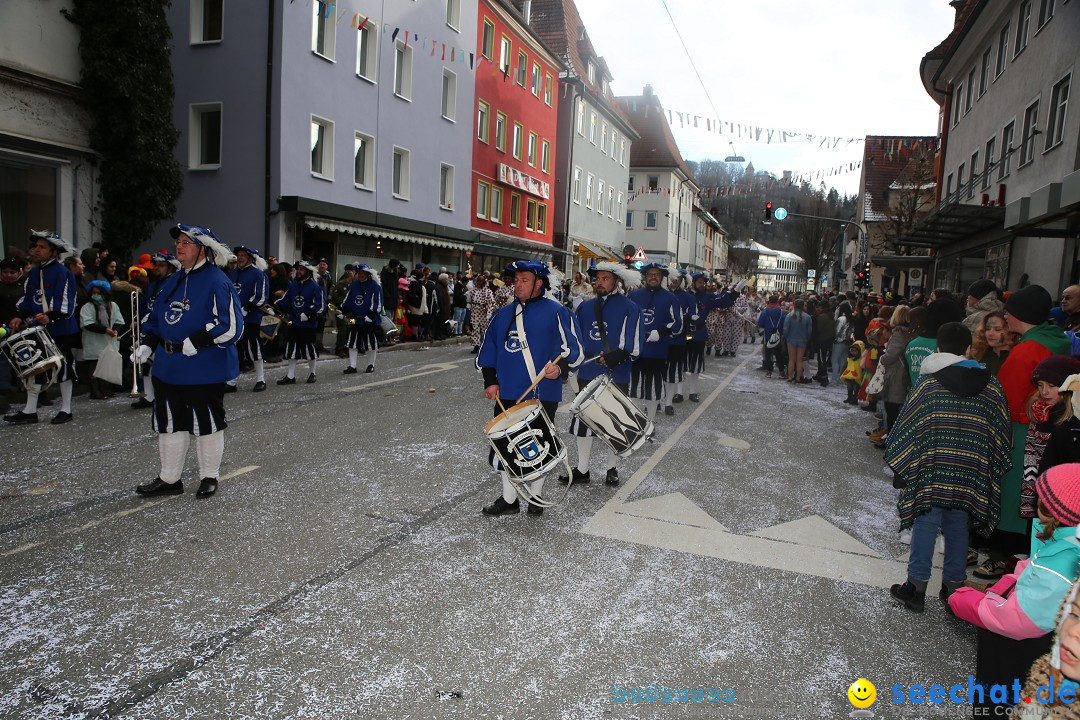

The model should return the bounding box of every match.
[472,0,562,258]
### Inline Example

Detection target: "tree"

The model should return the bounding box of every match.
[790,194,839,276]
[63,0,183,260]
[873,147,936,254]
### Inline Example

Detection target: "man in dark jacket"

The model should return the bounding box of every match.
[380,259,401,322]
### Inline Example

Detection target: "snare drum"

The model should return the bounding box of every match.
[570,374,654,457]
[258,313,284,341]
[484,400,566,482]
[0,324,63,386]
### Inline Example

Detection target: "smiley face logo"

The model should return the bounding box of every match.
[847,678,876,709]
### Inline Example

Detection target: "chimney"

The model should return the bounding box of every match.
[643,84,653,97]
[522,0,531,24]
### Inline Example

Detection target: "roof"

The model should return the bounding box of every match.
[487,0,566,71]
[747,241,803,262]
[860,135,938,223]
[617,89,696,182]
[919,0,989,103]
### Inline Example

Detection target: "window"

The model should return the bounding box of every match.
[476,180,490,218]
[356,23,376,80]
[979,46,992,97]
[952,83,964,126]
[445,0,460,30]
[310,115,333,178]
[586,174,593,209]
[983,137,996,190]
[965,68,975,112]
[439,164,454,209]
[617,191,623,220]
[312,1,336,59]
[495,112,507,151]
[610,131,617,159]
[477,101,490,143]
[516,51,527,87]
[531,62,541,97]
[1015,1,1031,55]
[499,36,511,74]
[189,103,222,169]
[573,167,582,204]
[541,140,550,174]
[392,146,410,198]
[608,187,614,217]
[601,122,608,154]
[625,211,633,228]
[490,186,503,223]
[1019,100,1039,165]
[527,132,537,167]
[1038,0,1055,27]
[648,175,659,191]
[481,19,494,59]
[627,175,635,192]
[1046,74,1070,150]
[353,132,374,189]
[191,0,223,43]
[576,99,585,136]
[441,70,457,121]
[544,74,553,106]
[512,122,523,160]
[509,193,520,227]
[1000,121,1015,178]
[645,211,658,229]
[620,139,627,165]
[526,198,537,231]
[597,180,605,213]
[394,42,413,99]
[970,151,980,193]
[946,171,954,196]
[587,61,595,85]
[996,22,1010,76]
[589,112,597,144]
[537,203,547,234]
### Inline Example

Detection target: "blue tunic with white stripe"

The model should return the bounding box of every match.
[341,278,384,327]
[275,277,324,329]
[627,286,683,360]
[229,264,268,326]
[17,258,78,337]
[575,294,641,385]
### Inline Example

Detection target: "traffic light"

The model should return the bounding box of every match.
[864,260,871,274]
[763,202,774,222]
[623,243,635,263]
[855,271,866,288]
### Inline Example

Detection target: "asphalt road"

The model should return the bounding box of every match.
[0,339,975,719]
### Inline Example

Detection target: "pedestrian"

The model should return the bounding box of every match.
[832,301,854,380]
[840,340,866,405]
[227,246,269,393]
[79,279,125,399]
[887,321,1012,613]
[876,305,918,443]
[134,224,241,499]
[380,259,401,323]
[757,294,786,379]
[783,299,813,383]
[964,279,1004,336]
[628,263,683,426]
[433,273,453,340]
[275,260,325,385]
[1018,577,1080,719]
[330,265,356,358]
[340,263,383,374]
[685,272,713,402]
[1020,357,1080,517]
[663,270,693,414]
[466,274,496,354]
[477,260,583,516]
[1059,285,1080,332]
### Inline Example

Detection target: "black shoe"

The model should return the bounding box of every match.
[672,393,684,404]
[343,366,358,375]
[605,468,619,486]
[526,498,544,515]
[277,376,296,385]
[306,373,317,384]
[196,477,218,498]
[861,404,876,411]
[252,381,267,392]
[471,346,479,354]
[664,405,675,416]
[557,468,590,485]
[4,410,38,424]
[890,581,925,613]
[940,586,958,615]
[481,496,520,516]
[51,411,73,425]
[818,378,829,387]
[365,365,375,373]
[224,385,238,394]
[38,395,54,406]
[131,397,154,409]
[688,393,700,403]
[136,478,184,496]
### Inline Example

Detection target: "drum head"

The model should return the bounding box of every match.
[570,374,610,413]
[484,399,541,435]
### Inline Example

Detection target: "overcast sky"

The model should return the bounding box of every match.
[573,0,956,197]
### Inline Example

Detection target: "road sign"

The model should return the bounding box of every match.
[773,207,788,221]
[807,269,816,278]
[723,155,745,162]
[631,247,648,262]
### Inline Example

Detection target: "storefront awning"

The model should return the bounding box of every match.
[869,254,933,269]
[573,238,620,261]
[472,229,572,257]
[304,216,473,252]
[894,202,1006,248]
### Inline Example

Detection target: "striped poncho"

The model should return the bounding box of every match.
[887,368,1013,536]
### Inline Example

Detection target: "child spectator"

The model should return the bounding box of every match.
[1021,357,1080,518]
[1037,371,1080,476]
[840,340,865,406]
[1020,577,1080,717]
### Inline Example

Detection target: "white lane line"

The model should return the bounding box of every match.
[1,542,44,558]
[342,362,460,393]
[220,465,259,481]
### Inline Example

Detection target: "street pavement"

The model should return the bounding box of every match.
[1,339,977,719]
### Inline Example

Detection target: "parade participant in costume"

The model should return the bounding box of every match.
[686,272,714,402]
[134,224,241,499]
[4,231,79,425]
[560,261,642,487]
[275,260,325,385]
[339,263,383,374]
[628,263,683,426]
[714,282,743,356]
[477,260,583,516]
[467,274,497,354]
[132,251,181,409]
[664,269,694,414]
[227,245,269,393]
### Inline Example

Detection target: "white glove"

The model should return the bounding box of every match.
[645,329,660,342]
[336,312,344,320]
[182,338,198,356]
[300,313,309,322]
[734,279,748,292]
[132,344,153,363]
[690,315,700,322]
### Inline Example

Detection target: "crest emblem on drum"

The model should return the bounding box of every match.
[512,429,548,465]
[165,299,190,325]
[13,339,42,365]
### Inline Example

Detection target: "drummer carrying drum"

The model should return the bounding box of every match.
[476,260,583,516]
[560,261,642,488]
[4,231,80,425]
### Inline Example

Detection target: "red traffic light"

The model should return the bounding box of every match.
[764,202,774,221]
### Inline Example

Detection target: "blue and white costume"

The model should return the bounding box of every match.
[627,263,683,421]
[341,264,383,372]
[275,262,325,384]
[229,248,269,374]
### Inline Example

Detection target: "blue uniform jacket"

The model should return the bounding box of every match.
[275,278,324,329]
[477,296,583,403]
[341,279,384,327]
[139,277,169,324]
[230,265,268,326]
[142,261,241,384]
[17,258,78,337]
[689,291,716,342]
[627,286,683,360]
[670,288,695,346]
[575,293,642,385]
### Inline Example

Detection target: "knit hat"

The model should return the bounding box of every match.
[921,298,965,338]
[1004,284,1053,325]
[1035,464,1080,526]
[1031,355,1080,388]
[967,279,999,301]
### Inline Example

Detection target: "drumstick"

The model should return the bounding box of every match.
[514,355,563,405]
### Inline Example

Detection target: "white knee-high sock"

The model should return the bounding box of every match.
[227,377,238,387]
[144,370,155,401]
[675,380,684,396]
[365,347,377,367]
[254,359,265,383]
[195,431,225,479]
[159,432,190,483]
[665,382,677,405]
[287,359,297,379]
[501,471,517,503]
[23,388,40,414]
[686,373,699,395]
[645,402,657,424]
[59,381,73,413]
[308,358,317,375]
[576,436,593,473]
[529,476,545,499]
[348,348,358,368]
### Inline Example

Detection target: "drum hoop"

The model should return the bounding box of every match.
[483,399,541,435]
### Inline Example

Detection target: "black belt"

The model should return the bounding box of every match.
[160,340,185,354]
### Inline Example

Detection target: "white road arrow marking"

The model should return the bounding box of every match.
[342,363,460,393]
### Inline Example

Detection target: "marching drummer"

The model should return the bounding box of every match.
[4,231,79,425]
[685,272,713,402]
[134,224,241,499]
[275,260,325,385]
[227,245,270,393]
[560,261,642,488]
[132,251,181,409]
[476,260,583,516]
[664,269,694,415]
[627,262,683,428]
[339,263,383,375]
